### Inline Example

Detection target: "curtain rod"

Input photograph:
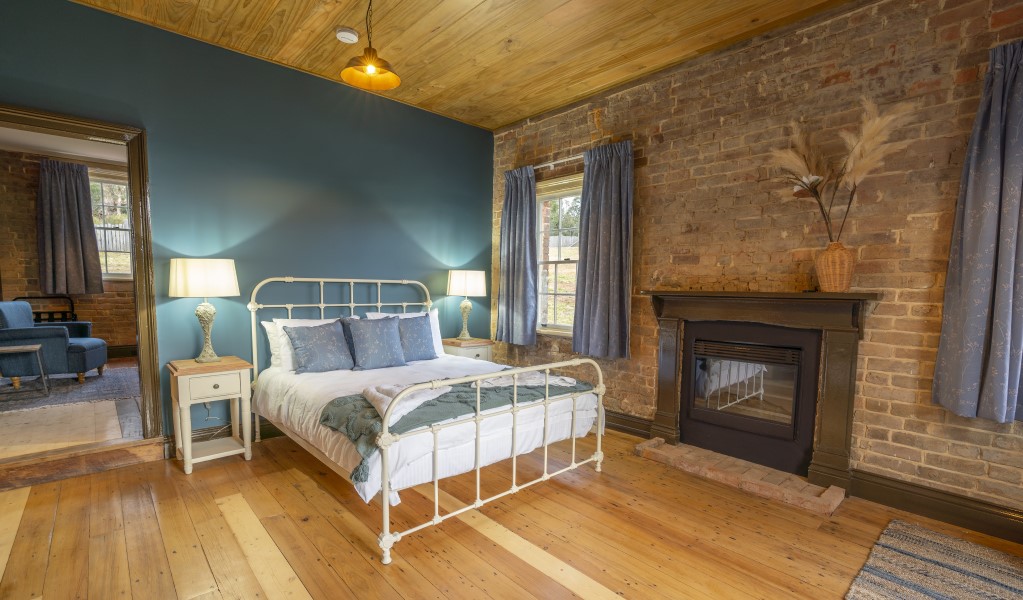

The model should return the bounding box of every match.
[532,153,583,170]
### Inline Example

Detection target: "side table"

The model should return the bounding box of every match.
[0,344,49,395]
[167,356,253,474]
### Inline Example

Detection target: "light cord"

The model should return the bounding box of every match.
[365,0,374,48]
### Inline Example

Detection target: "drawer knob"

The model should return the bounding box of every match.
[213,383,220,390]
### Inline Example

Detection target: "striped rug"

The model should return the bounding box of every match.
[846,520,1023,599]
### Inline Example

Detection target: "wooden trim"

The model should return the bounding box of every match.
[605,410,652,439]
[849,469,1023,544]
[0,103,161,440]
[108,344,138,359]
[0,437,164,491]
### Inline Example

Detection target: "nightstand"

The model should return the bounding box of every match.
[442,338,494,361]
[167,356,253,474]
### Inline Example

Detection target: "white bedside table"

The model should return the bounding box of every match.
[168,356,253,474]
[442,338,494,361]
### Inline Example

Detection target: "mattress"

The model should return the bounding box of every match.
[252,355,599,504]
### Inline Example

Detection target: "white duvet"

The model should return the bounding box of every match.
[252,355,599,504]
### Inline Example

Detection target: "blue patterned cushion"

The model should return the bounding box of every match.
[283,321,354,373]
[348,317,406,370]
[398,314,438,361]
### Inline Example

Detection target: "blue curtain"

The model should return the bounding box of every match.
[933,40,1023,423]
[37,159,104,295]
[572,140,633,359]
[496,166,537,345]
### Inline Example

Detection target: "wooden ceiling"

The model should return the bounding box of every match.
[72,0,849,130]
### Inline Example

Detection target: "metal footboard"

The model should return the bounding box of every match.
[376,359,605,564]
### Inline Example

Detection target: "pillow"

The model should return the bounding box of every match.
[282,321,354,373]
[260,321,282,368]
[348,317,406,370]
[365,308,444,355]
[397,314,438,361]
[272,317,342,371]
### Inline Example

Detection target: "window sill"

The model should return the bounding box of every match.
[537,327,573,339]
[102,274,134,282]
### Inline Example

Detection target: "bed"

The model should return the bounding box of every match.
[248,276,605,564]
[695,357,766,409]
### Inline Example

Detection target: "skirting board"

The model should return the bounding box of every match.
[108,344,138,359]
[849,469,1023,544]
[605,410,653,439]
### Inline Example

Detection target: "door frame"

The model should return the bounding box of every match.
[0,103,162,438]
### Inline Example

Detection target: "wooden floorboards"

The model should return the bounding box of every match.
[0,430,1020,599]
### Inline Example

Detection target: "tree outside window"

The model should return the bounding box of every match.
[89,171,132,278]
[537,175,583,332]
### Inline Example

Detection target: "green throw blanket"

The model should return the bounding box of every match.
[320,380,593,483]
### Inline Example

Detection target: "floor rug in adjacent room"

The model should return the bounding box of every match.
[846,519,1023,599]
[0,364,140,413]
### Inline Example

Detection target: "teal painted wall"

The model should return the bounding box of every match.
[0,0,494,432]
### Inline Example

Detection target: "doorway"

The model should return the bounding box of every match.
[0,104,160,467]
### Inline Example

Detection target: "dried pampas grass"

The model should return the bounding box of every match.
[769,97,914,242]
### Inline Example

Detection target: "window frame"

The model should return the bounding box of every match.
[89,168,133,281]
[536,173,584,336]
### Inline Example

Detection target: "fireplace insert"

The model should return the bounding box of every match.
[681,321,821,474]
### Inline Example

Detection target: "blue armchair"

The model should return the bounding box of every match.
[0,301,107,390]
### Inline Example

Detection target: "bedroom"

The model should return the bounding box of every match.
[1,0,1022,598]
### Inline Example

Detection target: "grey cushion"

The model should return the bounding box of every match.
[283,321,355,373]
[348,317,406,370]
[398,314,438,361]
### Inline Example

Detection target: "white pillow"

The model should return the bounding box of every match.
[365,309,444,356]
[272,317,351,371]
[260,321,283,368]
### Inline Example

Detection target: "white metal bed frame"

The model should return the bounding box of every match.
[248,276,605,564]
[704,363,765,410]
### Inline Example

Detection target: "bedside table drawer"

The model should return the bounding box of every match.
[189,372,241,399]
[443,343,492,361]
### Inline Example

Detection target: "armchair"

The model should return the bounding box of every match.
[0,301,107,390]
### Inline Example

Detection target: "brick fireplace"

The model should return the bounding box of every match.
[644,291,878,489]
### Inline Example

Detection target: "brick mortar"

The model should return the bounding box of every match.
[490,0,1023,509]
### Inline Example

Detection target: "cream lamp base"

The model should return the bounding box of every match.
[458,297,473,340]
[194,299,221,363]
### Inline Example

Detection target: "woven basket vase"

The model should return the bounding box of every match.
[815,241,855,292]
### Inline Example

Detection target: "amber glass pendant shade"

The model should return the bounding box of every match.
[340,47,400,91]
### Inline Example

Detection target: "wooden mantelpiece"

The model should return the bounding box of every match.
[641,290,880,489]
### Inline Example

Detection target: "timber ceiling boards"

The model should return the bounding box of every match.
[71,0,849,130]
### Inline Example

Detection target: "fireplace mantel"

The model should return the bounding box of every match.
[642,290,880,488]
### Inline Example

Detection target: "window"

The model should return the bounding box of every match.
[537,174,583,333]
[89,169,132,279]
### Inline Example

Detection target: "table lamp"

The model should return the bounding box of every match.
[169,258,240,363]
[447,269,486,340]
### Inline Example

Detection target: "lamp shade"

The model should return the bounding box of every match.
[340,47,401,91]
[169,258,240,298]
[447,270,486,297]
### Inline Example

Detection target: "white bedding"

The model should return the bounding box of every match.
[252,355,599,504]
[696,358,767,397]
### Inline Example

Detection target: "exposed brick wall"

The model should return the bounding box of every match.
[491,0,1023,509]
[0,149,137,348]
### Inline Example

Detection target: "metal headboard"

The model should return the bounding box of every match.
[248,276,432,379]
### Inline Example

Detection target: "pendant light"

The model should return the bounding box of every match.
[340,0,400,91]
